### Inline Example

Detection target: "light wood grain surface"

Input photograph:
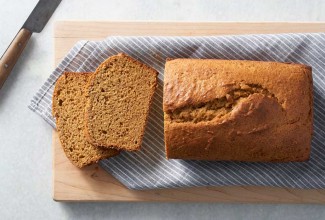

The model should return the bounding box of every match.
[53,21,325,203]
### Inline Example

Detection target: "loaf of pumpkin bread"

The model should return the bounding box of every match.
[163,59,313,162]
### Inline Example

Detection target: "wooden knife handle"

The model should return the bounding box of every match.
[0,28,32,89]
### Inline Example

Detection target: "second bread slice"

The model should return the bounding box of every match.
[84,53,158,151]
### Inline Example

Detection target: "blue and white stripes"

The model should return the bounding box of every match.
[29,33,325,189]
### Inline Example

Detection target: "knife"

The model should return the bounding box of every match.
[0,0,61,89]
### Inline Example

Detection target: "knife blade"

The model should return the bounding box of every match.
[0,0,62,90]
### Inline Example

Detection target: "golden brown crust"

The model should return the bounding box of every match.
[83,72,99,146]
[84,53,158,151]
[164,59,313,162]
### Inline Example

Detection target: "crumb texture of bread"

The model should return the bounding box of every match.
[85,54,158,151]
[164,59,313,162]
[52,72,119,168]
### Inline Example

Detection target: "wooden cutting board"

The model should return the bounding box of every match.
[53,21,325,202]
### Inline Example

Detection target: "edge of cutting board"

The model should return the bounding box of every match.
[53,21,325,203]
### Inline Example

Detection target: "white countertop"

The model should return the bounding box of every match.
[1,0,325,219]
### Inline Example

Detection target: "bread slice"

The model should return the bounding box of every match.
[52,72,119,168]
[84,53,158,151]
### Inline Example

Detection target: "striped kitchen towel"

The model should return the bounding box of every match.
[29,33,325,190]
